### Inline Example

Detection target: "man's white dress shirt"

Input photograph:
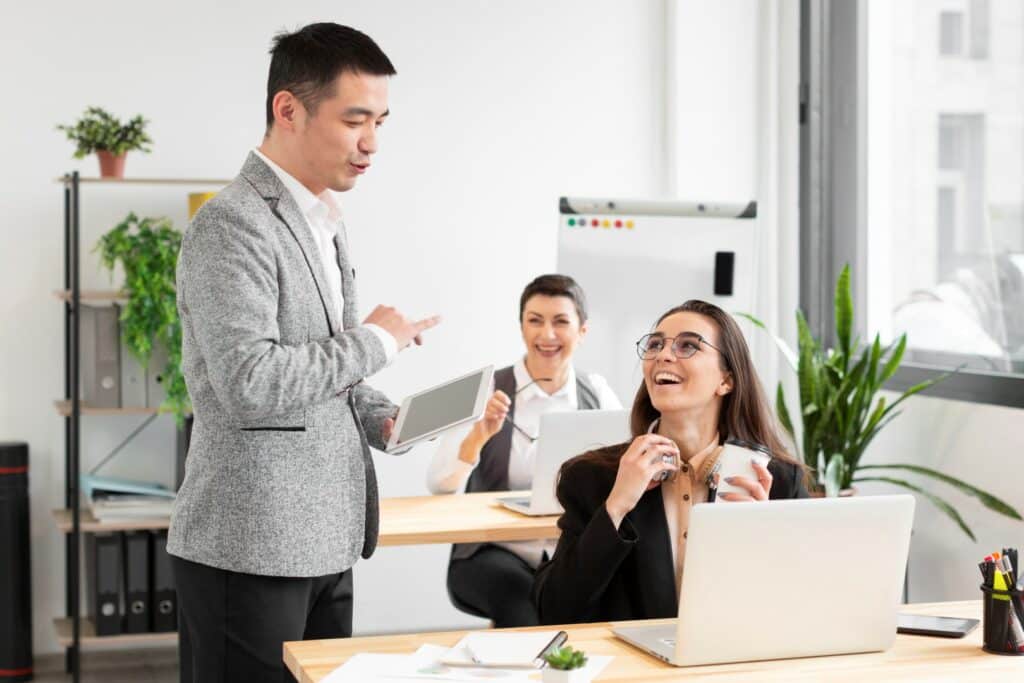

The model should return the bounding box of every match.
[253,149,396,360]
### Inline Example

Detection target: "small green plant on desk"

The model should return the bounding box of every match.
[543,645,588,683]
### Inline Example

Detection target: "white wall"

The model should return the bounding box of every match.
[860,395,1024,603]
[670,1,760,200]
[0,0,667,655]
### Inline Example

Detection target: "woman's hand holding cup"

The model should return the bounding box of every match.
[605,434,679,529]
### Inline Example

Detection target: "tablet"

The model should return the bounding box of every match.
[896,614,979,638]
[385,366,494,453]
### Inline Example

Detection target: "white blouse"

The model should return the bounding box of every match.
[427,357,621,567]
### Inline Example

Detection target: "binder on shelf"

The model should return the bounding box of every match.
[145,342,169,409]
[150,530,177,632]
[80,304,121,408]
[122,531,150,633]
[119,309,147,408]
[85,533,122,636]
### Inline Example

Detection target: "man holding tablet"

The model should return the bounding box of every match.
[386,367,495,453]
[169,23,439,681]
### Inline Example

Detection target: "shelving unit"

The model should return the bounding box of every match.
[53,290,127,303]
[54,400,162,417]
[57,172,229,682]
[52,509,171,534]
[53,618,178,647]
[55,176,232,186]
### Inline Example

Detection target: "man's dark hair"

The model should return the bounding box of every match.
[519,274,589,323]
[266,23,396,130]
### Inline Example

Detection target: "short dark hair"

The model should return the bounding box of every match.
[518,274,588,323]
[266,23,396,130]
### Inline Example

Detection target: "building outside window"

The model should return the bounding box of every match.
[866,0,1023,378]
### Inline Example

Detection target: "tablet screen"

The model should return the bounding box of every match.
[394,371,487,445]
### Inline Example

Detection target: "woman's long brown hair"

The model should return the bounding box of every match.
[567,300,803,475]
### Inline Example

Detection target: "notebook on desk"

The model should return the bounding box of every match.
[440,630,567,668]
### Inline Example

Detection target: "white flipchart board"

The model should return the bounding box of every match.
[556,197,759,404]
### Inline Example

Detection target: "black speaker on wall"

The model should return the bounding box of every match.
[714,251,735,296]
[0,442,32,681]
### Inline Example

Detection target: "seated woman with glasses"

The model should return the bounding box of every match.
[426,274,621,627]
[533,299,808,625]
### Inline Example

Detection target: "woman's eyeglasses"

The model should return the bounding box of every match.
[505,376,553,444]
[635,332,724,361]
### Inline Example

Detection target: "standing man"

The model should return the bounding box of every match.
[169,23,439,682]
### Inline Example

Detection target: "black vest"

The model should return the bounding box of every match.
[453,365,601,560]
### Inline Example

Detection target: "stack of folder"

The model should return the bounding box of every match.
[81,476,178,635]
[81,474,175,523]
[86,530,177,635]
[80,304,169,409]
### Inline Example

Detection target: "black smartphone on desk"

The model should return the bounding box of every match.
[897,613,980,638]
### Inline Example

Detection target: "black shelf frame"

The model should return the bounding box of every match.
[62,171,82,679]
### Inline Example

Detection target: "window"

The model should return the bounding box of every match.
[937,1,990,59]
[939,11,964,56]
[935,114,984,281]
[801,0,1024,407]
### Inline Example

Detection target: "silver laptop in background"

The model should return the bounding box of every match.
[613,494,915,666]
[499,410,629,516]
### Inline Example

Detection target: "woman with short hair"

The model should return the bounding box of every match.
[427,273,621,627]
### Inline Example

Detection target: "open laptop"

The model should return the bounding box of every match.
[498,410,629,516]
[613,494,915,666]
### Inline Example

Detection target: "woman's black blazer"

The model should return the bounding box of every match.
[532,446,809,625]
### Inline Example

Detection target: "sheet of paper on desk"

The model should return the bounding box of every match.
[320,645,533,682]
[320,644,612,682]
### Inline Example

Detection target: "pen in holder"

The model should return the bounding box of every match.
[980,583,1024,655]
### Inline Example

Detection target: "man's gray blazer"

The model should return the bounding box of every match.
[168,152,397,578]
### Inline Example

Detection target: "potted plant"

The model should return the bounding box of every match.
[543,645,589,683]
[740,265,1021,540]
[57,107,152,178]
[96,213,190,425]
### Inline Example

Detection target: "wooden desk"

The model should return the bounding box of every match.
[377,491,559,546]
[50,491,558,541]
[285,601,1023,682]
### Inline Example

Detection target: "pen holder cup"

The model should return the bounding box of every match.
[980,584,1024,655]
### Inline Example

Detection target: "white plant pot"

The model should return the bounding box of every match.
[542,667,589,683]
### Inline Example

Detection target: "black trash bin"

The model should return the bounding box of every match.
[0,442,32,681]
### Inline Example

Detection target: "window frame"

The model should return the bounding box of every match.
[799,0,1024,410]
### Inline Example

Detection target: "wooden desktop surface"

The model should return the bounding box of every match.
[51,490,556,540]
[377,490,559,546]
[285,601,1022,682]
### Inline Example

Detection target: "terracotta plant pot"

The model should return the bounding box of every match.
[96,150,127,179]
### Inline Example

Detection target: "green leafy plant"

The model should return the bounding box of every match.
[96,213,189,425]
[739,264,1021,540]
[544,646,587,671]
[57,106,153,158]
